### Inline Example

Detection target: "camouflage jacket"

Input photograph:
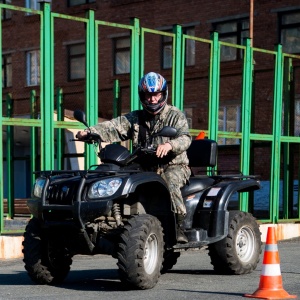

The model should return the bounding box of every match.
[90,104,191,166]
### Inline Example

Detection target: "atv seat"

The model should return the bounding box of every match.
[181,139,218,197]
[181,176,215,197]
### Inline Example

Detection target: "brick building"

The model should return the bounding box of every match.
[1,0,300,202]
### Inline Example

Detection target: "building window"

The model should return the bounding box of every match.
[213,19,249,62]
[25,0,40,10]
[162,27,195,69]
[162,34,172,69]
[184,107,193,129]
[1,0,12,20]
[26,50,40,86]
[25,0,41,16]
[279,11,300,54]
[114,37,130,75]
[68,44,85,80]
[294,97,300,136]
[2,54,12,87]
[218,104,241,145]
[185,28,196,66]
[68,0,96,6]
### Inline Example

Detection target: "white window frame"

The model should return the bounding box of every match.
[26,50,40,86]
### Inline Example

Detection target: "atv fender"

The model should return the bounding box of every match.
[120,172,177,247]
[196,178,260,239]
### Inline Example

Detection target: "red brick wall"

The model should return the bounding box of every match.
[2,0,300,180]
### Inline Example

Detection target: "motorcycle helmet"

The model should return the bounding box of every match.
[138,72,168,114]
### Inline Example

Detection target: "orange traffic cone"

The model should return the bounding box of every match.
[195,131,205,140]
[244,226,297,299]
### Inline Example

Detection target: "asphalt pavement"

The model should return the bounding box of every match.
[0,238,299,300]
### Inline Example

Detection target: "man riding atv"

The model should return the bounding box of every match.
[23,73,262,291]
[76,71,191,243]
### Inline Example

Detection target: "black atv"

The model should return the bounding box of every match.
[23,110,262,290]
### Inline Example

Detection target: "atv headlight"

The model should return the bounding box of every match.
[33,178,46,198]
[88,178,122,199]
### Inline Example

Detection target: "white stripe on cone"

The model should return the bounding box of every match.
[261,264,281,276]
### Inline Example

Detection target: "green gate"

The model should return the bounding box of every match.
[1,3,300,234]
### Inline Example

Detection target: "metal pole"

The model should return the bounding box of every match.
[240,38,254,212]
[56,87,64,170]
[113,80,121,118]
[130,18,140,111]
[85,9,98,168]
[40,1,54,170]
[270,44,284,223]
[30,90,37,188]
[6,94,14,218]
[208,32,220,142]
[173,24,183,110]
[0,6,3,233]
[282,58,294,219]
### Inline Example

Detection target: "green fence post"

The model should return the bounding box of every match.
[85,9,98,168]
[139,27,145,80]
[56,87,64,170]
[282,57,294,219]
[40,1,54,170]
[270,44,284,223]
[130,17,140,111]
[113,80,121,118]
[30,90,38,188]
[240,38,254,212]
[181,34,187,111]
[173,24,183,110]
[6,93,14,218]
[208,32,220,141]
[0,6,3,232]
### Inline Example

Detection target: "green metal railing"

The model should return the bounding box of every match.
[1,3,300,234]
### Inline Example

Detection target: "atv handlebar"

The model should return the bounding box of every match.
[71,132,101,144]
[140,146,157,155]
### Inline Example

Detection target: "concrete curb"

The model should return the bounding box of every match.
[259,223,300,243]
[0,235,24,259]
[1,223,300,259]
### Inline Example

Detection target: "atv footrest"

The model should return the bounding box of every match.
[173,241,208,249]
[185,228,208,242]
[173,228,227,249]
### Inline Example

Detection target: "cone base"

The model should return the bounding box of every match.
[244,288,297,299]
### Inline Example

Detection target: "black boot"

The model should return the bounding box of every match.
[176,214,188,244]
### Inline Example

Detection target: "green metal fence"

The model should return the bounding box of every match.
[1,3,300,234]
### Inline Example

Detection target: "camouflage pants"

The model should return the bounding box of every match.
[160,164,191,215]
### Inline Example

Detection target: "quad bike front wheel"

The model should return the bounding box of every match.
[161,249,180,274]
[208,211,262,275]
[22,217,73,284]
[116,214,164,289]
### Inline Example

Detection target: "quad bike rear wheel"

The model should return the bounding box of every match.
[208,211,262,275]
[116,214,164,289]
[22,217,72,284]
